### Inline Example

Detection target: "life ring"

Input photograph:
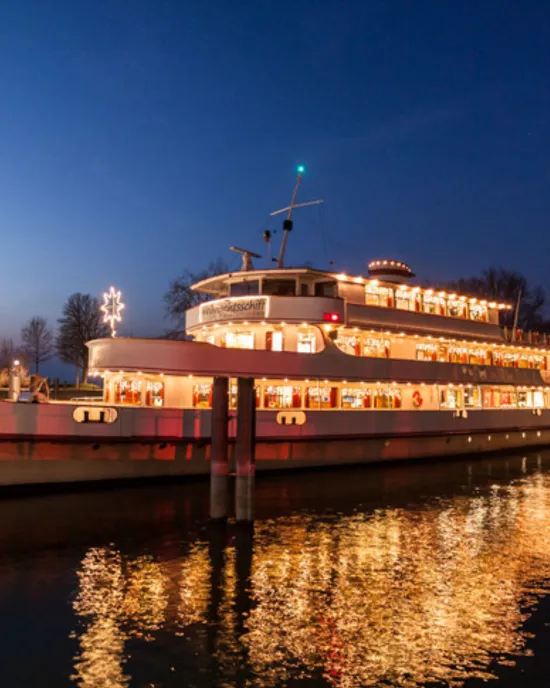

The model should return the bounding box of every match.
[412,390,423,408]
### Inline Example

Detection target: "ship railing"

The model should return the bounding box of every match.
[502,327,550,347]
[69,396,105,403]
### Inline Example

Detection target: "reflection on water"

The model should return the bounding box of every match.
[60,455,550,687]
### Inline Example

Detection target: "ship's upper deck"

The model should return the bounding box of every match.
[187,265,512,343]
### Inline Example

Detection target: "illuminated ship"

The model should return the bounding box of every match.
[1,167,550,484]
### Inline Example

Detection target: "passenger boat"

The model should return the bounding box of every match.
[1,170,550,485]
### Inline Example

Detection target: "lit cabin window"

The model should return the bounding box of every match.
[395,289,413,310]
[114,378,142,405]
[230,280,260,296]
[193,384,212,408]
[262,279,296,296]
[305,386,337,409]
[440,388,462,409]
[341,388,371,409]
[464,386,481,408]
[145,381,164,407]
[517,390,534,408]
[297,331,317,353]
[365,285,394,308]
[225,331,254,349]
[229,384,261,409]
[205,334,215,345]
[336,334,361,356]
[423,293,446,316]
[469,303,488,322]
[362,336,390,358]
[266,331,283,351]
[263,385,301,409]
[447,299,467,318]
[449,347,469,364]
[372,388,402,409]
[533,390,545,407]
[417,342,447,362]
[482,388,517,408]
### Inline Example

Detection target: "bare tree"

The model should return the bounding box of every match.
[57,293,110,386]
[21,316,54,373]
[164,258,228,331]
[443,267,549,331]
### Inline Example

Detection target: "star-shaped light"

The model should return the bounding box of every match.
[101,286,125,337]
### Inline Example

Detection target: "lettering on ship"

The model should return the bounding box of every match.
[200,297,268,324]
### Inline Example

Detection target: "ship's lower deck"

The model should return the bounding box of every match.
[0,402,549,487]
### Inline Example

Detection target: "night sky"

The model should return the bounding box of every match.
[1,1,549,358]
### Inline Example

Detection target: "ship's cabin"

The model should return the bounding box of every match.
[184,261,550,363]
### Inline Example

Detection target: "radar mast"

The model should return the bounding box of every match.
[270,166,323,268]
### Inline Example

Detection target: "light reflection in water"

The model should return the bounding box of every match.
[71,470,550,687]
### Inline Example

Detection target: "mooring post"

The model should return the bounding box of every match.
[235,377,256,522]
[210,376,229,520]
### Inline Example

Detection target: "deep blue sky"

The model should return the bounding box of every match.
[1,0,549,353]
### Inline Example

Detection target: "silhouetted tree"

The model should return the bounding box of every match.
[21,316,54,373]
[164,258,228,330]
[444,267,548,331]
[57,293,109,386]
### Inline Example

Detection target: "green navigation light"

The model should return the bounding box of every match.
[297,165,305,174]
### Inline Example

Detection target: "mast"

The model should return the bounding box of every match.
[271,165,323,269]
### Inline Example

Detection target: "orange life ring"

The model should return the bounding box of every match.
[412,390,423,408]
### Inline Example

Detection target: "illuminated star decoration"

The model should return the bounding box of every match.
[101,286,125,337]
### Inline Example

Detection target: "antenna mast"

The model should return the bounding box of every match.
[271,165,323,268]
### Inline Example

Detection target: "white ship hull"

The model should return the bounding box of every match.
[0,402,548,487]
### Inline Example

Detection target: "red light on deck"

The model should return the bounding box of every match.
[324,312,341,323]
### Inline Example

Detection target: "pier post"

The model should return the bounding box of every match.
[210,377,229,520]
[235,377,256,522]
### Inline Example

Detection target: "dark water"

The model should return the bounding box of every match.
[2,455,550,687]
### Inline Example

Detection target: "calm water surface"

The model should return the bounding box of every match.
[1,453,550,687]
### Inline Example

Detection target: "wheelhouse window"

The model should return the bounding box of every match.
[362,336,390,358]
[305,386,337,409]
[263,385,301,409]
[297,330,317,353]
[229,280,260,296]
[262,279,296,296]
[145,381,164,407]
[315,281,336,297]
[225,331,255,349]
